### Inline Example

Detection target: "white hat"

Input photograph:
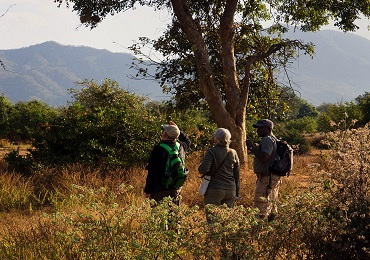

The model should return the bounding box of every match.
[162,124,180,139]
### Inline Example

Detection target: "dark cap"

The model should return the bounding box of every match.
[252,119,274,129]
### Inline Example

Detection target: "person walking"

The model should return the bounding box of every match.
[198,128,240,223]
[144,121,191,205]
[246,119,280,221]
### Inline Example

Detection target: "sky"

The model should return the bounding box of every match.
[1,0,369,54]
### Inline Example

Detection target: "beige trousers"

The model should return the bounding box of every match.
[254,174,282,217]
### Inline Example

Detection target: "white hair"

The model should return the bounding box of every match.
[213,128,231,146]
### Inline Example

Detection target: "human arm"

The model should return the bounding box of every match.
[198,149,214,176]
[170,121,191,152]
[144,145,164,194]
[247,137,273,162]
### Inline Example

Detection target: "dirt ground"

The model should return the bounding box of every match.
[0,140,31,158]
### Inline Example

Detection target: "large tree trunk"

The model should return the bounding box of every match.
[171,0,248,166]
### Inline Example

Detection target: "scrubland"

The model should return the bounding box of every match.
[0,125,368,259]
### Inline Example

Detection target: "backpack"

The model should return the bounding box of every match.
[160,142,188,189]
[269,138,293,176]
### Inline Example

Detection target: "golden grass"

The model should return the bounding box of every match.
[0,148,324,241]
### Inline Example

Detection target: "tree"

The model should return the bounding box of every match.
[31,79,160,167]
[55,0,370,165]
[317,101,362,132]
[0,95,13,137]
[8,100,58,142]
[355,91,370,126]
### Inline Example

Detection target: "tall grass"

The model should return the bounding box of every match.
[0,125,368,259]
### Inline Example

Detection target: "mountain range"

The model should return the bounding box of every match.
[0,41,165,107]
[0,29,369,107]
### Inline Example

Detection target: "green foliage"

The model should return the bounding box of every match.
[167,108,217,150]
[317,101,362,132]
[7,100,58,142]
[23,80,216,169]
[3,149,36,176]
[30,79,159,168]
[275,116,318,154]
[355,91,370,126]
[0,95,12,137]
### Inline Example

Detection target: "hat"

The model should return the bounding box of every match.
[252,119,274,129]
[162,124,180,139]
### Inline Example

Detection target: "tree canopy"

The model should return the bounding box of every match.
[55,0,370,165]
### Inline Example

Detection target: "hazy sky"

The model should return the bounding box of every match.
[1,0,369,53]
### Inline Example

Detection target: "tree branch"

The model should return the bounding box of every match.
[170,0,229,124]
[220,0,240,118]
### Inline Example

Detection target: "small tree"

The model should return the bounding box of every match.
[0,94,13,138]
[55,0,370,165]
[31,79,160,167]
[355,91,370,126]
[7,100,58,142]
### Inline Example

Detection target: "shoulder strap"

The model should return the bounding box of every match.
[160,142,184,169]
[201,149,230,178]
[160,142,180,154]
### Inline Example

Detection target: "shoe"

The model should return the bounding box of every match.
[267,213,276,222]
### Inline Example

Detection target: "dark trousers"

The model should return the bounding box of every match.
[151,189,181,206]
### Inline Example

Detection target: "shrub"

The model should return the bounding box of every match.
[7,100,58,142]
[275,117,317,154]
[317,102,362,132]
[29,80,160,168]
[317,124,370,259]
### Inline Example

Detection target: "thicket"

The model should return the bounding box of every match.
[0,81,368,171]
[0,125,368,259]
[2,80,216,172]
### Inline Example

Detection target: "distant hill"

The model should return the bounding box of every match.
[283,29,370,105]
[0,31,369,107]
[0,41,166,107]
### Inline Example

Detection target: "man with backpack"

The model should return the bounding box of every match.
[246,119,282,221]
[144,121,191,205]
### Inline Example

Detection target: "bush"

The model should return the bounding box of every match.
[4,80,217,171]
[29,80,160,168]
[318,124,370,259]
[7,100,58,142]
[275,116,317,154]
[317,102,362,132]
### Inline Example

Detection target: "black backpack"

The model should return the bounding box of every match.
[159,142,188,189]
[269,138,293,176]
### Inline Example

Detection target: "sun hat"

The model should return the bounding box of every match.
[162,124,180,139]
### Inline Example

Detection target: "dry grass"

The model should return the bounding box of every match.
[0,145,326,258]
[0,146,324,223]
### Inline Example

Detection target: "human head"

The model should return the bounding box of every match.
[252,119,274,137]
[213,128,231,146]
[162,124,180,140]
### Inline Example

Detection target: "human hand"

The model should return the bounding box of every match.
[169,121,177,126]
[246,140,254,149]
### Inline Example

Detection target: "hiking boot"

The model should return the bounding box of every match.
[267,213,276,222]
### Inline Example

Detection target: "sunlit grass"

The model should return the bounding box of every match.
[0,125,368,258]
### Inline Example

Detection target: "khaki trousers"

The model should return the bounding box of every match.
[254,174,282,218]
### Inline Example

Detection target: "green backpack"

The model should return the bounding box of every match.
[159,142,188,189]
